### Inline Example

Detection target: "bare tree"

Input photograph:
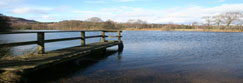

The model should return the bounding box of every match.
[126,19,147,28]
[86,17,103,22]
[192,21,198,29]
[103,19,116,29]
[240,20,243,26]
[235,19,243,26]
[127,19,135,24]
[212,15,223,27]
[202,16,212,26]
[127,19,147,24]
[220,12,243,28]
[134,19,147,24]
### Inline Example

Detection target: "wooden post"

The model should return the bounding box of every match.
[118,31,121,42]
[37,32,45,54]
[118,31,123,51]
[81,31,85,46]
[118,41,124,52]
[101,31,105,42]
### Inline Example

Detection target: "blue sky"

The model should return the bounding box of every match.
[0,0,243,24]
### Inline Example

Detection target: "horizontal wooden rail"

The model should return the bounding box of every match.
[0,30,122,54]
[45,37,82,43]
[0,30,122,34]
[103,31,122,32]
[105,36,123,38]
[0,35,122,47]
[85,35,102,39]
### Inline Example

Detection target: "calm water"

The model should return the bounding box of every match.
[1,31,243,83]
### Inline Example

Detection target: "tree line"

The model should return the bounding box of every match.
[10,17,196,30]
[2,11,243,31]
[202,12,243,29]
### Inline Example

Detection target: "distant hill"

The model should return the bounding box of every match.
[8,16,38,24]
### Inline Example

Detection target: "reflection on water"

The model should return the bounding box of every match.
[2,31,243,83]
[25,50,120,83]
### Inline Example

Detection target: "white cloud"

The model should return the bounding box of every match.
[12,7,52,14]
[8,3,243,24]
[0,0,24,8]
[41,15,57,20]
[0,0,21,5]
[70,4,243,24]
[29,14,63,22]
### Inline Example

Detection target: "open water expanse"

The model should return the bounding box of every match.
[1,31,243,83]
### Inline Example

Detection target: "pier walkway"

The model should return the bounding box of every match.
[0,30,123,71]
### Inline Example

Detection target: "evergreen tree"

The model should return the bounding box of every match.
[0,14,11,32]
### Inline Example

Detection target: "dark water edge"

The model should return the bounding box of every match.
[24,49,121,83]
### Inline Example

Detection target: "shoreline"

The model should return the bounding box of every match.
[123,28,243,32]
[9,28,243,33]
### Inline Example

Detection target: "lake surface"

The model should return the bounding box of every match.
[1,31,243,83]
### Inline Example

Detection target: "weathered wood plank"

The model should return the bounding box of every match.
[81,31,85,46]
[118,31,121,42]
[101,31,105,42]
[103,30,122,32]
[0,41,121,71]
[0,30,123,71]
[44,35,102,43]
[85,35,102,38]
[0,31,122,47]
[0,35,110,47]
[105,36,122,38]
[37,32,45,54]
[0,30,122,34]
[45,37,82,43]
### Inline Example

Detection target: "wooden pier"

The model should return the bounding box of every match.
[0,30,123,82]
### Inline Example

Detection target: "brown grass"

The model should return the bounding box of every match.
[0,51,37,61]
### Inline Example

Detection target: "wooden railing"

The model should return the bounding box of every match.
[0,30,122,54]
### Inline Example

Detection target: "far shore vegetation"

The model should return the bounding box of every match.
[0,11,241,32]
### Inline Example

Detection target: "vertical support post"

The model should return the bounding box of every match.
[101,31,105,42]
[118,31,123,51]
[81,31,85,46]
[118,42,124,52]
[118,31,121,42]
[37,32,45,54]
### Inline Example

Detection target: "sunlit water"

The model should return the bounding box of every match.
[1,31,243,83]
